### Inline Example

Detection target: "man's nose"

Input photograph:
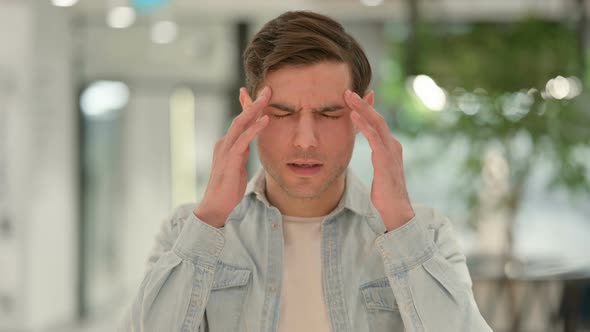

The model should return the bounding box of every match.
[293,113,319,149]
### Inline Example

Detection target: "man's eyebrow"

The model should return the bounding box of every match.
[269,103,299,113]
[268,103,346,113]
[313,105,346,113]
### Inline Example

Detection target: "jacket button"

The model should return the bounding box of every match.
[271,223,279,230]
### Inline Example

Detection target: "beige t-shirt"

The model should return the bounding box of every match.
[278,215,331,332]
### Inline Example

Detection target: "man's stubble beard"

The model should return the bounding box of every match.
[259,145,354,201]
[267,161,348,200]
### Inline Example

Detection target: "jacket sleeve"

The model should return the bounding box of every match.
[118,204,224,332]
[374,206,493,332]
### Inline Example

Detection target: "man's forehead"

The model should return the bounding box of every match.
[263,62,351,84]
[267,88,348,107]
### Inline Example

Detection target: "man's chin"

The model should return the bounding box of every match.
[279,181,324,200]
[264,164,344,200]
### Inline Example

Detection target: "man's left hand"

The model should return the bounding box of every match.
[344,90,415,232]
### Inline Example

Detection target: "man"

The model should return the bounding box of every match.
[120,11,492,332]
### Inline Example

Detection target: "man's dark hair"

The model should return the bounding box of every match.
[243,11,372,96]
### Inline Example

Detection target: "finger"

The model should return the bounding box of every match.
[226,86,271,147]
[345,90,400,151]
[350,111,386,154]
[243,86,268,114]
[344,90,391,142]
[239,87,254,109]
[230,115,269,157]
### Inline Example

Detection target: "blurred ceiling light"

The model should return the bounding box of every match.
[411,75,447,111]
[80,81,129,118]
[544,76,582,100]
[566,76,582,99]
[360,0,384,6]
[151,20,178,44]
[51,0,79,7]
[107,6,136,29]
[545,76,582,99]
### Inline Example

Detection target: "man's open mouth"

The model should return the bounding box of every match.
[288,163,322,168]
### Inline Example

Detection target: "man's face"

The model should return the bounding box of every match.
[255,61,356,199]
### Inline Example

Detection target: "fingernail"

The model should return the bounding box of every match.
[257,115,269,122]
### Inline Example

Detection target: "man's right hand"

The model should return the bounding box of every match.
[194,86,271,228]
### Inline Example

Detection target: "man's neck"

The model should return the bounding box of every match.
[264,173,346,217]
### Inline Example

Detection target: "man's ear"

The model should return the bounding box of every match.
[239,87,254,111]
[363,90,375,107]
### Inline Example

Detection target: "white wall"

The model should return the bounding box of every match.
[0,0,77,329]
[0,1,33,328]
[76,16,235,314]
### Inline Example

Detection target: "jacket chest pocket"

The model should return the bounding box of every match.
[204,262,251,332]
[360,278,405,332]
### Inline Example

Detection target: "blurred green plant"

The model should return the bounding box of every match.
[380,19,590,234]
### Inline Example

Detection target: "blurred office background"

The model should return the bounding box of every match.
[1,0,589,331]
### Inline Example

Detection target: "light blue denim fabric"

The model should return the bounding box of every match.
[119,169,493,332]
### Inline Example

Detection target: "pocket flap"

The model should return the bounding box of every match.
[212,262,251,290]
[360,278,398,311]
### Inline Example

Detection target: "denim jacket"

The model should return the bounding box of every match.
[119,169,492,332]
